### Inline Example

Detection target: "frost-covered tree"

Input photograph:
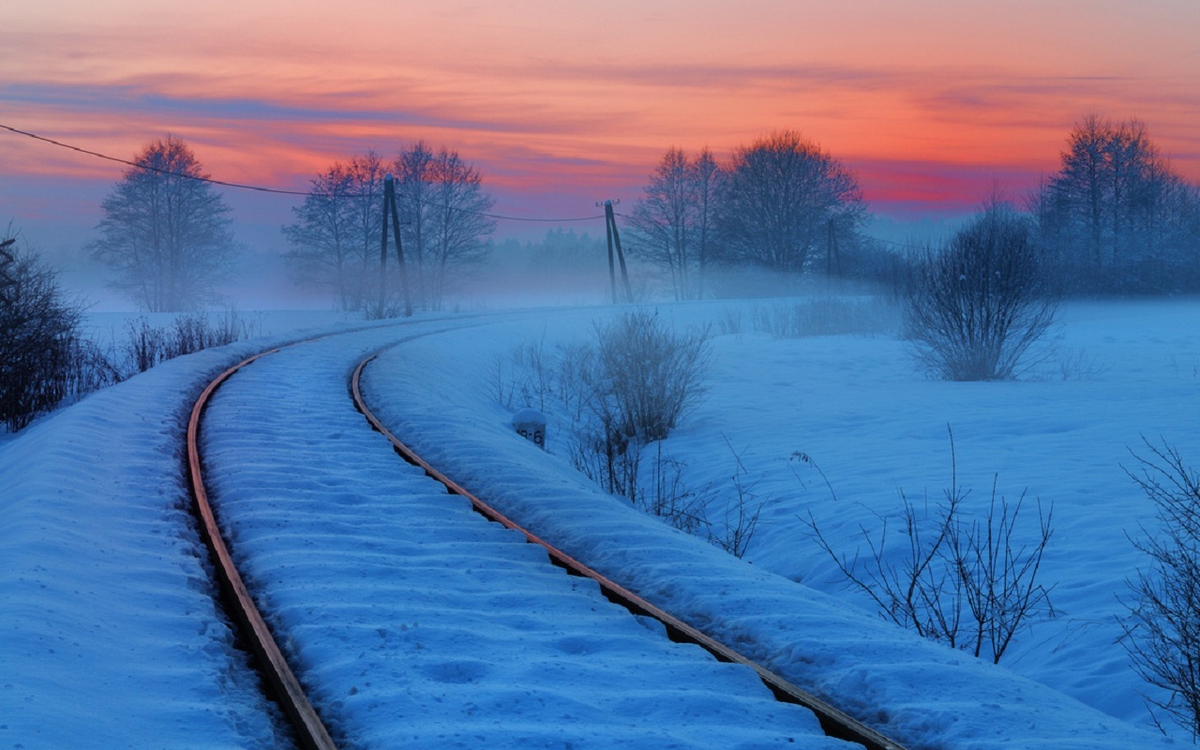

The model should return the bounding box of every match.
[90,136,236,311]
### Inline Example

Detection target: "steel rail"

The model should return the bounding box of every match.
[351,354,906,750]
[187,349,339,750]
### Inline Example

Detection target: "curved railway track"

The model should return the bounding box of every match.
[185,328,906,750]
[187,345,337,750]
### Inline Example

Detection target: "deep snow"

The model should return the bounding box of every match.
[1,297,1196,748]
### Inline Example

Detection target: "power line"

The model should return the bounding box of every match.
[1,122,606,223]
[1,123,315,196]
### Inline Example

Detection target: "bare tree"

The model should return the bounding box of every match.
[90,136,236,311]
[905,199,1056,381]
[393,142,437,309]
[283,163,362,310]
[1034,116,1200,293]
[630,147,696,300]
[283,152,386,311]
[423,149,496,308]
[691,147,721,298]
[1122,439,1200,740]
[393,143,495,310]
[714,130,865,276]
[628,146,724,301]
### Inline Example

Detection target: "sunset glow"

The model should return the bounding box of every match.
[3,1,1198,248]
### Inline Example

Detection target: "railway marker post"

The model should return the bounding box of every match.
[512,408,547,450]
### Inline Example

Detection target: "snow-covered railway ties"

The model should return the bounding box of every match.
[186,322,904,750]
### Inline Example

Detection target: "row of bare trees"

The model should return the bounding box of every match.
[81,137,497,315]
[628,130,867,300]
[80,117,1197,312]
[630,119,1199,299]
[283,145,496,314]
[1032,116,1200,293]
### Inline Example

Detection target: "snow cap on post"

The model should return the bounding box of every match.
[512,408,547,450]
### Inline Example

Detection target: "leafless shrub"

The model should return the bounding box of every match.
[638,443,707,534]
[122,317,169,374]
[0,233,93,431]
[804,429,1055,663]
[753,296,897,339]
[1055,347,1111,382]
[568,425,644,502]
[488,335,556,411]
[632,440,763,559]
[117,311,253,378]
[499,315,749,555]
[705,439,763,558]
[565,311,710,499]
[953,483,1055,662]
[553,341,594,425]
[1121,438,1200,740]
[904,204,1057,381]
[588,310,711,443]
[487,354,519,409]
[716,306,743,336]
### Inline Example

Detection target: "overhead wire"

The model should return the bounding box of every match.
[3,122,957,243]
[0,122,605,223]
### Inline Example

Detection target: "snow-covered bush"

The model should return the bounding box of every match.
[566,311,711,501]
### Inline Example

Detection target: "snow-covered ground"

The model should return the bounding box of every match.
[1,297,1196,748]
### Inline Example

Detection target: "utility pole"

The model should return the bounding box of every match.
[378,177,390,317]
[599,199,632,304]
[388,178,413,317]
[378,175,413,318]
[827,219,842,279]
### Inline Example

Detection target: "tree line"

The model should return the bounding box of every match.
[1032,115,1200,294]
[629,131,868,300]
[70,117,1200,315]
[83,136,497,315]
[628,120,1200,298]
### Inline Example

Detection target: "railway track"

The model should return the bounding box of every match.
[186,325,907,750]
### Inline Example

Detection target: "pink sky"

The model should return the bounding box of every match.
[2,0,1198,250]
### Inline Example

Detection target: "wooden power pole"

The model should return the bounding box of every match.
[600,199,632,304]
[378,175,413,318]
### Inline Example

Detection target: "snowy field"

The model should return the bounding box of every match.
[1,296,1197,748]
